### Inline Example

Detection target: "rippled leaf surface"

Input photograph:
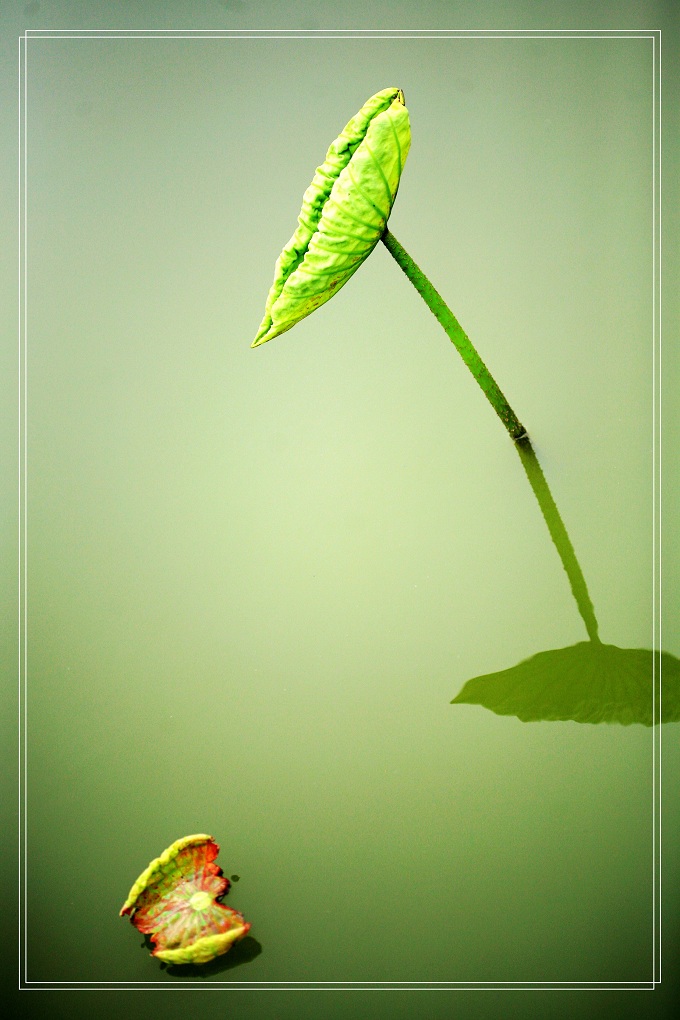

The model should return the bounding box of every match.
[252,87,411,347]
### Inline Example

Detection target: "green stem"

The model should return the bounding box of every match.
[381,228,526,441]
[381,227,601,644]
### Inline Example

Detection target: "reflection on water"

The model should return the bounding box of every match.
[453,641,680,725]
[452,439,680,725]
[515,438,600,643]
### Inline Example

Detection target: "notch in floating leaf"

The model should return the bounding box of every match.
[120,834,250,965]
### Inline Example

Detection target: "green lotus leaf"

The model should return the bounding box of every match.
[252,87,411,347]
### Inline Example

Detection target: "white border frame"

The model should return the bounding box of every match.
[17,27,663,993]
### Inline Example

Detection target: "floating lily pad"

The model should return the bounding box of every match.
[451,642,680,726]
[120,834,250,965]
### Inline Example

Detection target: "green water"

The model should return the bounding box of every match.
[8,16,680,1020]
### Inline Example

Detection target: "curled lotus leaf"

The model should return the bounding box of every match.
[252,87,411,347]
[120,834,250,965]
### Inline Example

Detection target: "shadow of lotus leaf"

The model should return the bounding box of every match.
[452,641,680,725]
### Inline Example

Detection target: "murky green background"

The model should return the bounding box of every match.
[3,3,679,1018]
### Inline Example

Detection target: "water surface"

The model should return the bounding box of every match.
[18,28,678,1014]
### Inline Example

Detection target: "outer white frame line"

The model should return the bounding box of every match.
[17,26,663,993]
